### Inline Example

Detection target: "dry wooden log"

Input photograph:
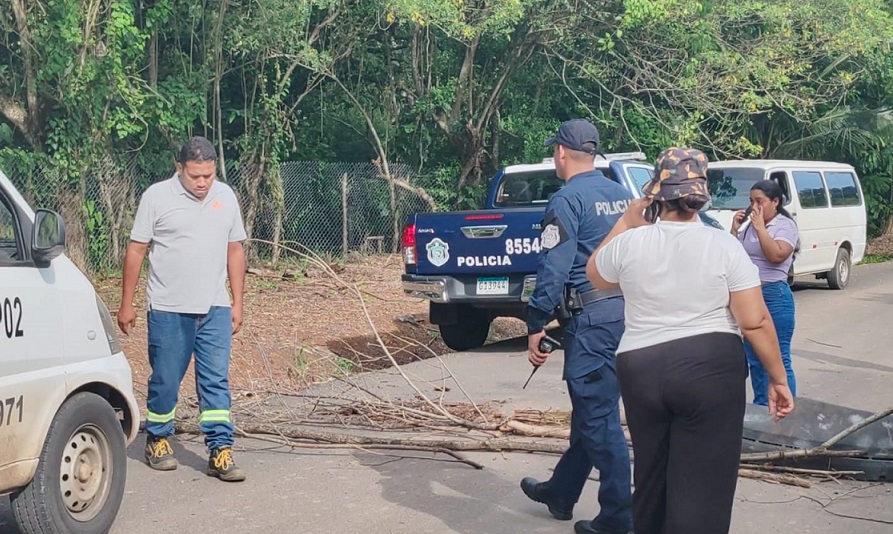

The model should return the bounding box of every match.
[502,420,570,439]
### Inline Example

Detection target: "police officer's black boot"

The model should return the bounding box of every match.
[520,477,574,520]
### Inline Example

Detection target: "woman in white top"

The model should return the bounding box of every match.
[585,147,795,534]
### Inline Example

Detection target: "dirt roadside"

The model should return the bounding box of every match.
[95,253,527,409]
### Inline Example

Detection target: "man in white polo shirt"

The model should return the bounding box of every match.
[118,136,247,482]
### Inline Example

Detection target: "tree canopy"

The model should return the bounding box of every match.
[2,0,892,237]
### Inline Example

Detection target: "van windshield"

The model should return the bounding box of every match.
[495,167,618,207]
[706,167,765,210]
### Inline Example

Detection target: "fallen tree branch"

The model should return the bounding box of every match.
[740,449,867,462]
[738,468,812,488]
[740,464,864,477]
[175,420,567,455]
[236,428,486,469]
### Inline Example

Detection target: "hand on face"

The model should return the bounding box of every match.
[750,203,766,231]
[622,197,655,228]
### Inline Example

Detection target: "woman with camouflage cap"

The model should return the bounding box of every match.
[585,147,795,534]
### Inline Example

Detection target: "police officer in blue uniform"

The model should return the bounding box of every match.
[520,119,634,534]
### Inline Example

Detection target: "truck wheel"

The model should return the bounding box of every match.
[11,392,127,534]
[827,247,851,290]
[439,306,492,351]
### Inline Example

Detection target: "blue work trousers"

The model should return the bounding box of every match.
[549,297,633,532]
[145,306,235,450]
[744,281,797,405]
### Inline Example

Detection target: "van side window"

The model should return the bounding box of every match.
[824,171,862,207]
[0,194,24,265]
[792,171,828,209]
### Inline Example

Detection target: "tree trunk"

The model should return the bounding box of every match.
[241,156,266,263]
[268,163,284,266]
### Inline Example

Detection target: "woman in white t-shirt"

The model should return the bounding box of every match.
[585,147,795,534]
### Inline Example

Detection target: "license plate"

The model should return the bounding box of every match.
[521,277,537,300]
[476,277,509,295]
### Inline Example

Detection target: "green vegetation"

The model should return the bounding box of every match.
[863,253,893,264]
[2,0,892,260]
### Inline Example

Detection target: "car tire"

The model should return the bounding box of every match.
[10,392,127,534]
[439,318,491,352]
[827,247,851,290]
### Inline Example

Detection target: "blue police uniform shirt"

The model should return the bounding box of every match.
[525,169,633,334]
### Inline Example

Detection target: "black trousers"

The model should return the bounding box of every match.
[617,332,747,534]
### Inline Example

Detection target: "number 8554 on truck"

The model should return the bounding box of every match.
[400,153,724,352]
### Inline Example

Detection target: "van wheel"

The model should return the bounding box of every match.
[10,392,127,534]
[439,307,492,351]
[827,248,851,290]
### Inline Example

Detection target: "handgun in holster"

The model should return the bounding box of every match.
[556,284,584,326]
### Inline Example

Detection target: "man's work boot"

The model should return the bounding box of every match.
[520,477,574,520]
[574,519,633,534]
[208,446,246,482]
[144,435,178,471]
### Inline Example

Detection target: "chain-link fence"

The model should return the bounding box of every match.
[0,153,435,275]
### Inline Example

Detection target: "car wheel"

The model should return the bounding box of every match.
[827,247,851,290]
[11,392,127,534]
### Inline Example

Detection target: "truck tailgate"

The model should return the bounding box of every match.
[413,208,544,276]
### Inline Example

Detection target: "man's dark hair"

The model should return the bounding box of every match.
[177,136,217,164]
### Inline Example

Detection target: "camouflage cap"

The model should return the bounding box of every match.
[642,147,711,201]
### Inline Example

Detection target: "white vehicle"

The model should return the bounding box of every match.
[0,169,139,533]
[703,159,867,289]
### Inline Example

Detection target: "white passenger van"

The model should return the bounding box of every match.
[0,168,139,532]
[704,159,867,289]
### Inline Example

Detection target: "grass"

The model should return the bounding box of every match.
[862,253,893,264]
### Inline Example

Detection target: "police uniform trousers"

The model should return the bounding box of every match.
[549,296,633,532]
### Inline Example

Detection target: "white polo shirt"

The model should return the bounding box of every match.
[130,175,247,314]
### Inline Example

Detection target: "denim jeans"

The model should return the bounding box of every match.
[743,281,797,406]
[145,306,234,450]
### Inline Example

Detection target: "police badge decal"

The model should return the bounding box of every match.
[426,237,450,267]
[541,224,560,250]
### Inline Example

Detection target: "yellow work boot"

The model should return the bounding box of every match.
[144,435,178,471]
[208,446,246,482]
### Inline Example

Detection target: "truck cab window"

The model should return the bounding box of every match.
[496,167,619,207]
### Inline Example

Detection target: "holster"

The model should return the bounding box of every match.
[557,284,583,326]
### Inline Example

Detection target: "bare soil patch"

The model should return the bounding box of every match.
[867,234,893,256]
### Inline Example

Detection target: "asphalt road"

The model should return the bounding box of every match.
[3,262,893,534]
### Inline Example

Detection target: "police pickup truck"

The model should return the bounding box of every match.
[401,152,724,351]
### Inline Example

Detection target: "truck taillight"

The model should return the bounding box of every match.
[402,222,417,265]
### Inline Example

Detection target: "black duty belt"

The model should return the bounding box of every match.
[577,287,624,306]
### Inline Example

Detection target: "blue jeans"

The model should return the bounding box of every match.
[145,306,234,450]
[744,281,797,406]
[549,297,633,532]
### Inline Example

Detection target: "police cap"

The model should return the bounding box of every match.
[544,119,600,155]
